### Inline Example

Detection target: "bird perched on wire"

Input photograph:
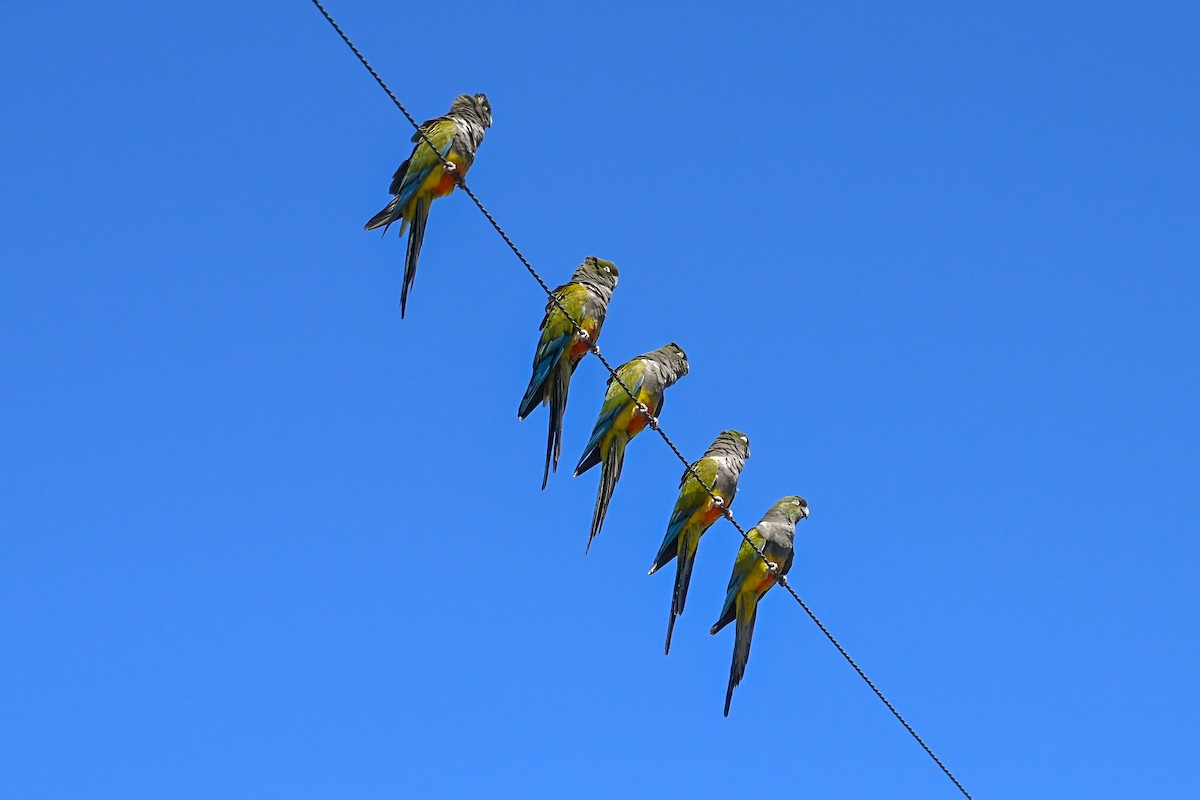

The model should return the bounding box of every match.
[711,495,809,717]
[574,343,689,553]
[518,257,620,489]
[648,430,750,655]
[364,93,492,317]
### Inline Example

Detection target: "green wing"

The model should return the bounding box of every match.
[542,283,588,338]
[711,526,766,634]
[648,457,718,571]
[389,117,458,203]
[574,359,646,476]
[518,283,588,420]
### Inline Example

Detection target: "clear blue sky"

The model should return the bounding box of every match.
[2,1,1197,797]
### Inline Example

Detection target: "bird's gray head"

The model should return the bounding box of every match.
[574,256,619,291]
[645,342,689,381]
[771,495,809,524]
[707,430,751,460]
[449,93,492,128]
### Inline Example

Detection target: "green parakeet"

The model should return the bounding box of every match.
[365,93,492,317]
[711,495,809,716]
[649,430,750,654]
[518,257,619,489]
[574,343,689,552]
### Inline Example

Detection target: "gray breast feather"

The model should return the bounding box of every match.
[448,116,487,161]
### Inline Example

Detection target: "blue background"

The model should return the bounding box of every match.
[2,1,1197,797]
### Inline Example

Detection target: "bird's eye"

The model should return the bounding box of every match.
[792,499,801,506]
[740,435,748,443]
[602,265,610,272]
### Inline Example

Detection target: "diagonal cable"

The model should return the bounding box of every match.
[307,3,973,797]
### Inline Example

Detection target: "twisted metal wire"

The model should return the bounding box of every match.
[308,3,973,797]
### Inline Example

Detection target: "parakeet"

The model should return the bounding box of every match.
[574,343,690,552]
[711,495,809,717]
[518,257,619,489]
[364,93,492,317]
[649,430,750,655]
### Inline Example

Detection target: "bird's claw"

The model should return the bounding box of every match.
[712,496,726,508]
[767,561,780,573]
[635,403,658,429]
[577,329,591,343]
[442,161,458,174]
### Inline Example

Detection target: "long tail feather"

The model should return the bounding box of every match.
[664,537,698,655]
[400,196,430,318]
[541,360,571,490]
[664,603,678,656]
[586,435,626,553]
[724,603,758,717]
[673,537,697,617]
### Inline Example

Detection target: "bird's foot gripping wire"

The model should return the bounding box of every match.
[712,494,733,518]
[443,160,467,188]
[637,404,659,430]
[577,329,601,356]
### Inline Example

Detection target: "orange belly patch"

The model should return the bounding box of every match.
[754,574,778,594]
[568,323,597,361]
[431,170,459,198]
[628,414,648,436]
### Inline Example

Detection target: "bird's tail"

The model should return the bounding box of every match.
[586,434,626,553]
[664,537,697,655]
[399,196,431,318]
[664,604,678,657]
[541,359,572,490]
[724,600,757,717]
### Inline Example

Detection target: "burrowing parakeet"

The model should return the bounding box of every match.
[518,257,619,489]
[711,495,809,717]
[649,430,750,654]
[574,343,689,552]
[364,93,492,317]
